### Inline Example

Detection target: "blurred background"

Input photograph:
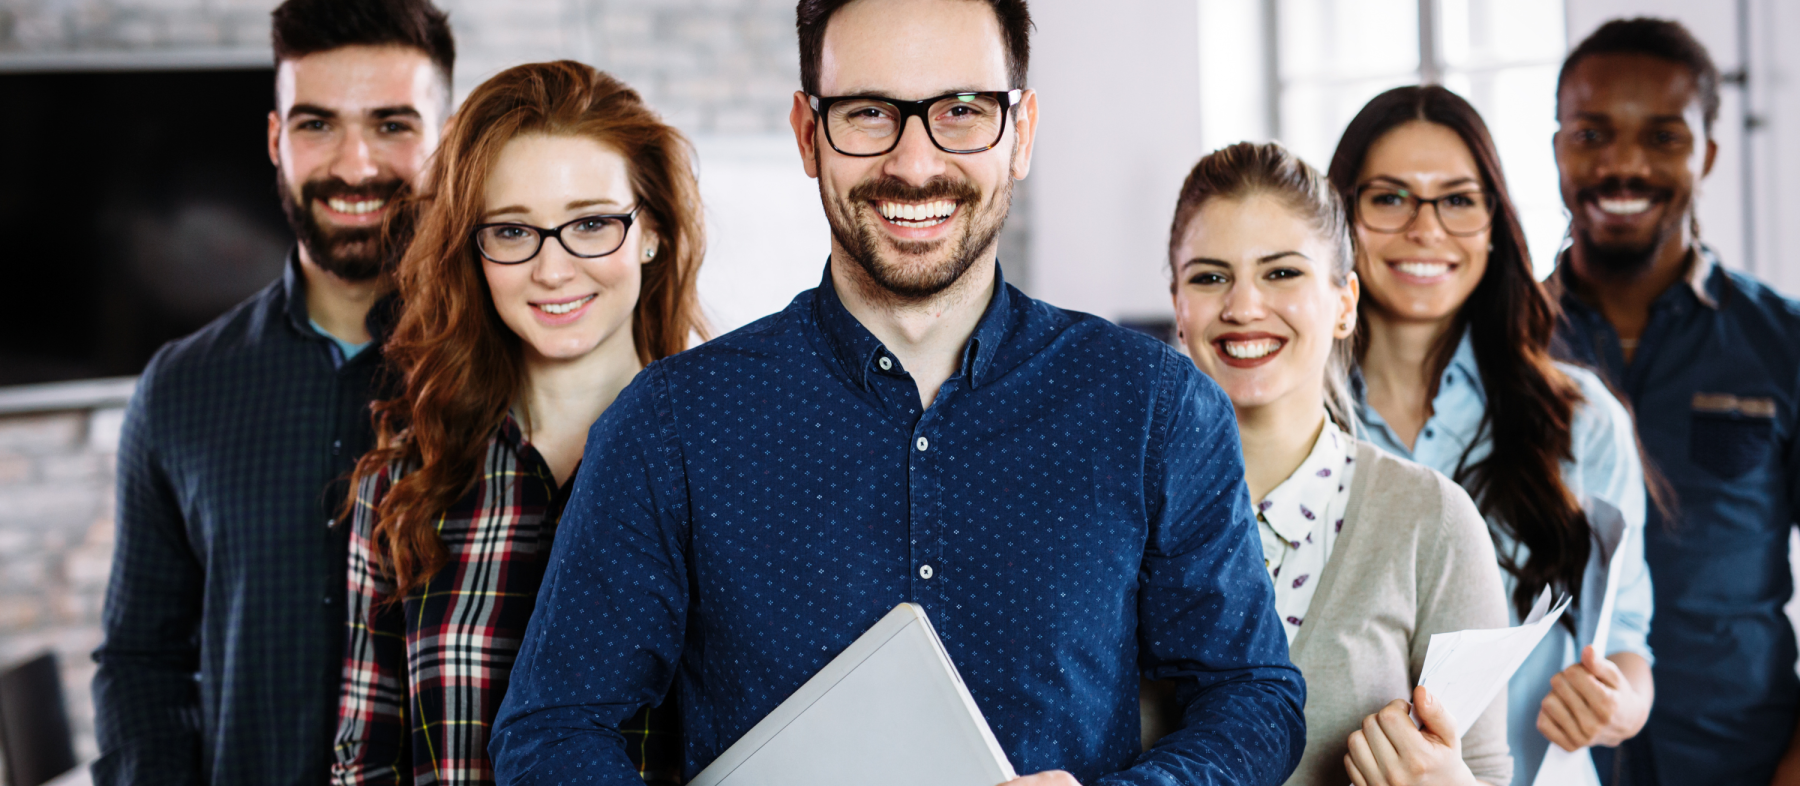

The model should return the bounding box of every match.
[0,0,1796,781]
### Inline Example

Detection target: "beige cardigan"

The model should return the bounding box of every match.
[1281,441,1512,786]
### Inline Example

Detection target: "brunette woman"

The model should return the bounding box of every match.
[1328,85,1654,785]
[1169,141,1510,786]
[331,61,706,785]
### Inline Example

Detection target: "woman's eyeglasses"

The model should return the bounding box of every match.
[1354,186,1494,236]
[472,206,640,264]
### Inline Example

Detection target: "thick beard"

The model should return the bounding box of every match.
[277,171,404,282]
[822,158,1012,302]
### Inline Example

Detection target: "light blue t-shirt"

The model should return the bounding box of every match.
[309,318,372,366]
[1357,330,1654,786]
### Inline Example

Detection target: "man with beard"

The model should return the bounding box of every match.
[1548,18,1800,786]
[491,1,1303,784]
[90,0,452,783]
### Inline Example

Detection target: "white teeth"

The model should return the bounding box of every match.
[536,295,594,315]
[1221,339,1282,359]
[327,197,388,215]
[877,200,956,226]
[1394,261,1451,278]
[1598,197,1652,215]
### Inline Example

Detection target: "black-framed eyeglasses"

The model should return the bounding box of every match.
[1354,185,1494,236]
[472,206,640,264]
[808,89,1024,157]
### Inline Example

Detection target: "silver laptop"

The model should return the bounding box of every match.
[688,603,1017,786]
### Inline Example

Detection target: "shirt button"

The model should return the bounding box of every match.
[919,564,935,579]
[332,439,343,456]
[878,356,893,371]
[915,436,929,452]
[322,596,334,606]
[1423,428,1434,439]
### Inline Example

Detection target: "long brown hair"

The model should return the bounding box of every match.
[352,60,708,599]
[1328,85,1588,622]
[1168,141,1358,431]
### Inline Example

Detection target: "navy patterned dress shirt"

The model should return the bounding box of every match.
[491,264,1305,785]
[93,252,390,785]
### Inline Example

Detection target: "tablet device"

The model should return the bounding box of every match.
[688,602,1017,786]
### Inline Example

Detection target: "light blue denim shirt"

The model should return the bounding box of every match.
[1358,330,1654,786]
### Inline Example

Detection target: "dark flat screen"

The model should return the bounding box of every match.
[0,68,291,386]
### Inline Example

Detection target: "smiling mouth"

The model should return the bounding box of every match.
[1595,196,1654,216]
[323,197,389,216]
[1391,260,1453,278]
[876,199,958,228]
[534,295,594,315]
[1218,337,1285,360]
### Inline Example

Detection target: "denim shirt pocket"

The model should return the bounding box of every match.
[1688,392,1778,480]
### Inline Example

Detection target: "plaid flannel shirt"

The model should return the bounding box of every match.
[332,414,678,785]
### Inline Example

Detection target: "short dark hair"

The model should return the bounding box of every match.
[1558,17,1719,134]
[271,0,456,88]
[796,0,1032,95]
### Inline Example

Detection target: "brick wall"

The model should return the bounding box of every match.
[0,406,123,770]
[0,0,802,137]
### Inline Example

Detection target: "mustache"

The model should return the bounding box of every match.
[847,175,979,205]
[1575,177,1672,203]
[301,176,407,205]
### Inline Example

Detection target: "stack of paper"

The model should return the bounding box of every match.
[1416,586,1571,739]
[1532,501,1633,786]
[689,603,1016,786]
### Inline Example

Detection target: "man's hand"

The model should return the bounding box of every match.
[1000,771,1081,786]
[1537,646,1651,750]
[1345,687,1481,786]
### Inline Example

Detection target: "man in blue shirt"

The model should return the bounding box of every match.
[1548,18,1800,786]
[489,1,1304,784]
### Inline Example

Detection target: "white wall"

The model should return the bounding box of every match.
[691,135,831,334]
[1026,0,1205,323]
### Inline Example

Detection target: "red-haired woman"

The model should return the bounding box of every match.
[331,61,706,786]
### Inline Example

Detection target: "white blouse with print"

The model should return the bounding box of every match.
[1256,418,1356,644]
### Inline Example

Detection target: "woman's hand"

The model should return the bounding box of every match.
[1345,686,1480,786]
[1538,646,1652,750]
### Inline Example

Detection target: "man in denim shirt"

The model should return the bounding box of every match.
[491,1,1304,784]
[1548,18,1800,785]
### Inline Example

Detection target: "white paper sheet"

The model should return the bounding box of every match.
[1415,586,1570,739]
[1531,501,1632,786]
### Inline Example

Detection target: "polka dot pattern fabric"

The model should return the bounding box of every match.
[491,266,1305,785]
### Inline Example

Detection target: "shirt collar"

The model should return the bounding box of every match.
[812,259,1013,391]
[1688,245,1722,309]
[1350,327,1485,459]
[1551,244,1720,314]
[498,410,528,451]
[282,249,315,337]
[1258,418,1351,544]
[281,247,400,351]
[1445,327,1484,397]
